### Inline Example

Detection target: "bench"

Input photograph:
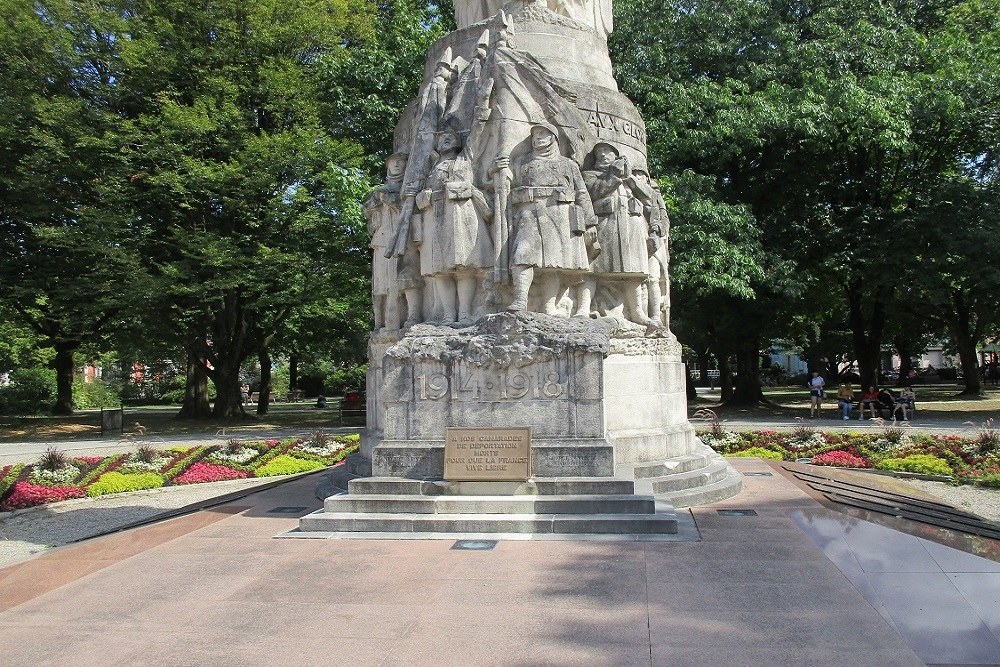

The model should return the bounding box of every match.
[338,393,366,426]
[249,392,277,404]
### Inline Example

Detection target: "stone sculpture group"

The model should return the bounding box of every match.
[363,0,670,334]
[296,0,744,540]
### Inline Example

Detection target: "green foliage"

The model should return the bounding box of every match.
[72,380,121,410]
[76,455,129,487]
[161,446,211,480]
[326,364,367,394]
[254,454,325,477]
[964,473,1000,489]
[877,454,954,476]
[0,464,26,499]
[612,0,1000,393]
[86,471,164,497]
[725,447,784,460]
[0,368,56,415]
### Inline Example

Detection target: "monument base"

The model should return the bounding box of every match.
[297,313,741,539]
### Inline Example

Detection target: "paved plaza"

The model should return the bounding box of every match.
[2,456,999,666]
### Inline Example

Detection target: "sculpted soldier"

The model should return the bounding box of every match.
[500,123,596,314]
[365,152,421,330]
[416,128,494,324]
[643,173,671,326]
[577,142,653,325]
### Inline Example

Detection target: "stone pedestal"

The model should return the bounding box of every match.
[297,1,743,539]
[297,314,740,539]
[365,312,696,479]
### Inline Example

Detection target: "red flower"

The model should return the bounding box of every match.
[173,462,249,485]
[1,481,86,510]
[811,450,871,468]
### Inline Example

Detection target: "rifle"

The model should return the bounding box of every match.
[492,162,512,285]
[386,194,417,259]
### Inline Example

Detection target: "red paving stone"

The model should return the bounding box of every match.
[3,463,994,666]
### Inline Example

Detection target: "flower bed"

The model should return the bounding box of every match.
[700,427,1000,487]
[0,432,360,511]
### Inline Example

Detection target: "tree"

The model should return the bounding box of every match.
[0,0,147,413]
[106,0,377,419]
[908,179,1000,395]
[612,0,999,393]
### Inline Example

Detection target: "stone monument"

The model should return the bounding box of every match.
[299,0,741,538]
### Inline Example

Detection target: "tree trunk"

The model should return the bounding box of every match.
[178,354,211,419]
[894,337,915,389]
[52,342,79,415]
[289,353,299,393]
[947,290,984,396]
[696,349,711,387]
[718,354,733,403]
[729,339,763,405]
[257,348,272,416]
[212,359,246,419]
[847,282,886,391]
[684,363,697,400]
[825,359,839,384]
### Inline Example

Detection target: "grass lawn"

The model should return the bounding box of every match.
[0,401,361,443]
[693,383,1000,422]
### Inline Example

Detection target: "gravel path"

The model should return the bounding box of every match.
[0,477,279,568]
[896,478,1000,524]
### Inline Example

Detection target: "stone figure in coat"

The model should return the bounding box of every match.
[364,152,422,330]
[576,142,654,325]
[500,122,596,315]
[416,128,494,324]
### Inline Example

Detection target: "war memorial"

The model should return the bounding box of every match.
[299,0,743,537]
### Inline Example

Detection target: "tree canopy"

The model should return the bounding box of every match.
[1,0,997,415]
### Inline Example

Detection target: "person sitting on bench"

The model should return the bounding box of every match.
[894,386,916,420]
[859,386,880,420]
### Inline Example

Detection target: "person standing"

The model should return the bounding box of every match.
[837,383,856,421]
[808,371,825,418]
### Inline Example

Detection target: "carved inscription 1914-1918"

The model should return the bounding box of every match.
[444,427,531,480]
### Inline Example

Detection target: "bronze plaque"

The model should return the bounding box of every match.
[444,427,532,481]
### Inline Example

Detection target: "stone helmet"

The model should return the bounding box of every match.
[591,141,619,157]
[530,121,560,139]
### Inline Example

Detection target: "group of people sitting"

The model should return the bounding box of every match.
[808,372,916,420]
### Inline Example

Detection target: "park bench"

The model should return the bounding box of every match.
[338,391,366,427]
[249,392,277,404]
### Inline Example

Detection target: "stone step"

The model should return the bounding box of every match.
[623,453,714,479]
[643,460,730,493]
[314,466,360,499]
[346,477,636,497]
[299,511,679,535]
[324,494,655,515]
[656,467,744,508]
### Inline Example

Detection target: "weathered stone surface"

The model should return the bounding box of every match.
[300,1,743,540]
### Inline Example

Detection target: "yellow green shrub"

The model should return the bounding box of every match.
[725,447,783,460]
[876,454,953,476]
[254,455,324,477]
[87,471,164,497]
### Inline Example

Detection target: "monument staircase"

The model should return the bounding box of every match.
[292,0,749,540]
[299,440,741,539]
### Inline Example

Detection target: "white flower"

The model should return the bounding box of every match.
[30,464,80,485]
[121,456,171,473]
[211,447,260,464]
[295,442,346,457]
